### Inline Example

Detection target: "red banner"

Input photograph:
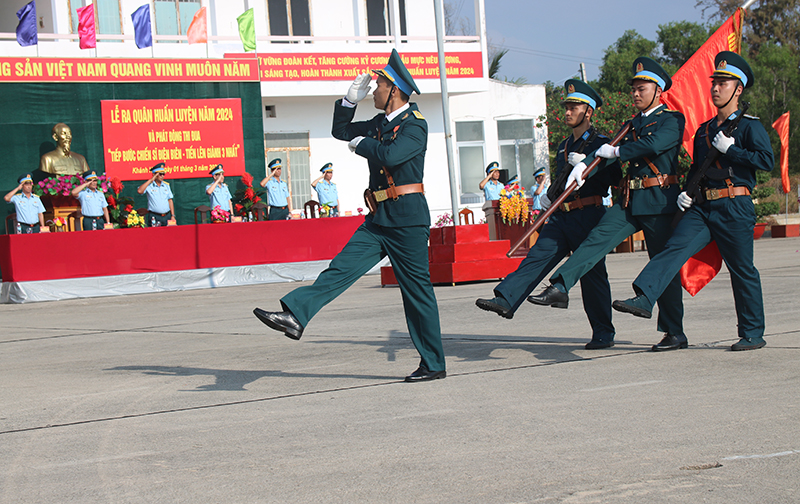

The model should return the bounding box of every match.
[224,51,483,81]
[0,57,259,83]
[101,99,244,180]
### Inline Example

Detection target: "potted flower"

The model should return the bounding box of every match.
[211,205,230,223]
[106,177,135,228]
[232,172,265,220]
[125,208,146,228]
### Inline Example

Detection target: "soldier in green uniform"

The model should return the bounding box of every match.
[253,49,446,382]
[475,80,621,349]
[530,57,687,352]
[613,51,774,351]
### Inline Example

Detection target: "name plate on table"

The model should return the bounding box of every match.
[103,223,115,230]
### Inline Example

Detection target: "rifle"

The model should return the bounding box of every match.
[671,101,749,228]
[507,121,632,258]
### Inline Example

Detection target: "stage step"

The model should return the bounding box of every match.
[381,223,525,286]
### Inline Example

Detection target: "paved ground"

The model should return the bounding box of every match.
[1,236,799,503]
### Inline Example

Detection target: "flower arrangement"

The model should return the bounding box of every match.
[499,180,529,225]
[232,172,264,218]
[357,207,364,216]
[106,177,135,226]
[433,212,453,228]
[211,205,230,223]
[34,173,111,197]
[126,209,146,228]
[320,203,332,217]
[47,217,67,232]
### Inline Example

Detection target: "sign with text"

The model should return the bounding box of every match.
[0,57,259,83]
[224,51,483,81]
[101,98,244,180]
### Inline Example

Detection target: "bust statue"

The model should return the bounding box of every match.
[39,123,90,176]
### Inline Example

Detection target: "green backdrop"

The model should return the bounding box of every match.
[1,82,265,233]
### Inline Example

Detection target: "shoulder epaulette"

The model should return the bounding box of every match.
[164,181,170,185]
[412,110,425,120]
[744,114,760,120]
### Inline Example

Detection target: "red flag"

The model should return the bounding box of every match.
[77,4,96,50]
[661,8,744,159]
[772,111,791,194]
[187,7,208,44]
[679,241,723,296]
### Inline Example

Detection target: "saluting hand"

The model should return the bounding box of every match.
[345,73,372,104]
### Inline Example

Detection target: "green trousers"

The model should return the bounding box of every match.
[281,217,445,372]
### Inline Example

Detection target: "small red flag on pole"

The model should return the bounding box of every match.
[772,111,791,194]
[77,4,96,50]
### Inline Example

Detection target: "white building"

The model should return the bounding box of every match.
[0,0,548,222]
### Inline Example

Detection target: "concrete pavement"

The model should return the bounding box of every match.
[1,236,799,503]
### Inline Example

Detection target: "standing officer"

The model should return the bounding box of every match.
[253,49,446,382]
[260,159,291,220]
[613,52,774,351]
[530,167,549,211]
[206,164,233,219]
[480,162,503,200]
[476,80,621,349]
[530,57,687,352]
[137,162,175,226]
[311,162,339,216]
[71,171,110,231]
[4,173,45,233]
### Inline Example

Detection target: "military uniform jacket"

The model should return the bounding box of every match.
[557,127,622,202]
[690,112,774,191]
[332,99,430,227]
[616,104,685,216]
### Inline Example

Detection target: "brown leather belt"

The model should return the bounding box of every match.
[373,183,425,202]
[628,174,679,190]
[704,186,750,201]
[149,212,169,217]
[560,195,603,212]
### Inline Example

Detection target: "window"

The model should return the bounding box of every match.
[366,0,407,39]
[154,0,201,37]
[265,132,311,210]
[268,0,311,38]
[455,121,485,204]
[70,0,122,35]
[498,119,536,194]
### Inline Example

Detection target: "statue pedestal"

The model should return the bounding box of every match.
[482,199,538,257]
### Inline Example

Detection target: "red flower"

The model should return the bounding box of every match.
[241,172,254,188]
[111,177,124,195]
[125,204,133,212]
[107,195,117,208]
[244,187,255,200]
[253,195,261,203]
[234,204,244,213]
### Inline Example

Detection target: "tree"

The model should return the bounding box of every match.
[657,21,714,74]
[696,0,800,55]
[595,30,658,95]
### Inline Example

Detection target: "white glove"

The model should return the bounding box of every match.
[345,73,372,104]
[540,194,551,211]
[565,162,586,190]
[677,191,693,212]
[595,144,619,159]
[348,136,364,153]
[712,131,735,154]
[568,152,586,166]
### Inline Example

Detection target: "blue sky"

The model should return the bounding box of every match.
[480,0,715,85]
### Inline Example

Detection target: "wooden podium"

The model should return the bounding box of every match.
[41,195,80,231]
[482,199,538,257]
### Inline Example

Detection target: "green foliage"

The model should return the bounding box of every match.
[488,49,507,80]
[657,21,714,74]
[596,30,658,95]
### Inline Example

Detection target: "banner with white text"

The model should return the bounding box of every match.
[101,98,244,180]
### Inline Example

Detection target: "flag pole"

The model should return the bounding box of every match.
[432,0,459,224]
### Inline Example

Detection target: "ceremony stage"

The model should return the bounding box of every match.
[0,217,365,303]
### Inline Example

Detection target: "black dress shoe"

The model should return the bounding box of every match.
[404,367,446,383]
[476,297,513,319]
[651,333,688,352]
[585,340,615,350]
[527,285,569,309]
[253,308,304,340]
[612,295,653,319]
